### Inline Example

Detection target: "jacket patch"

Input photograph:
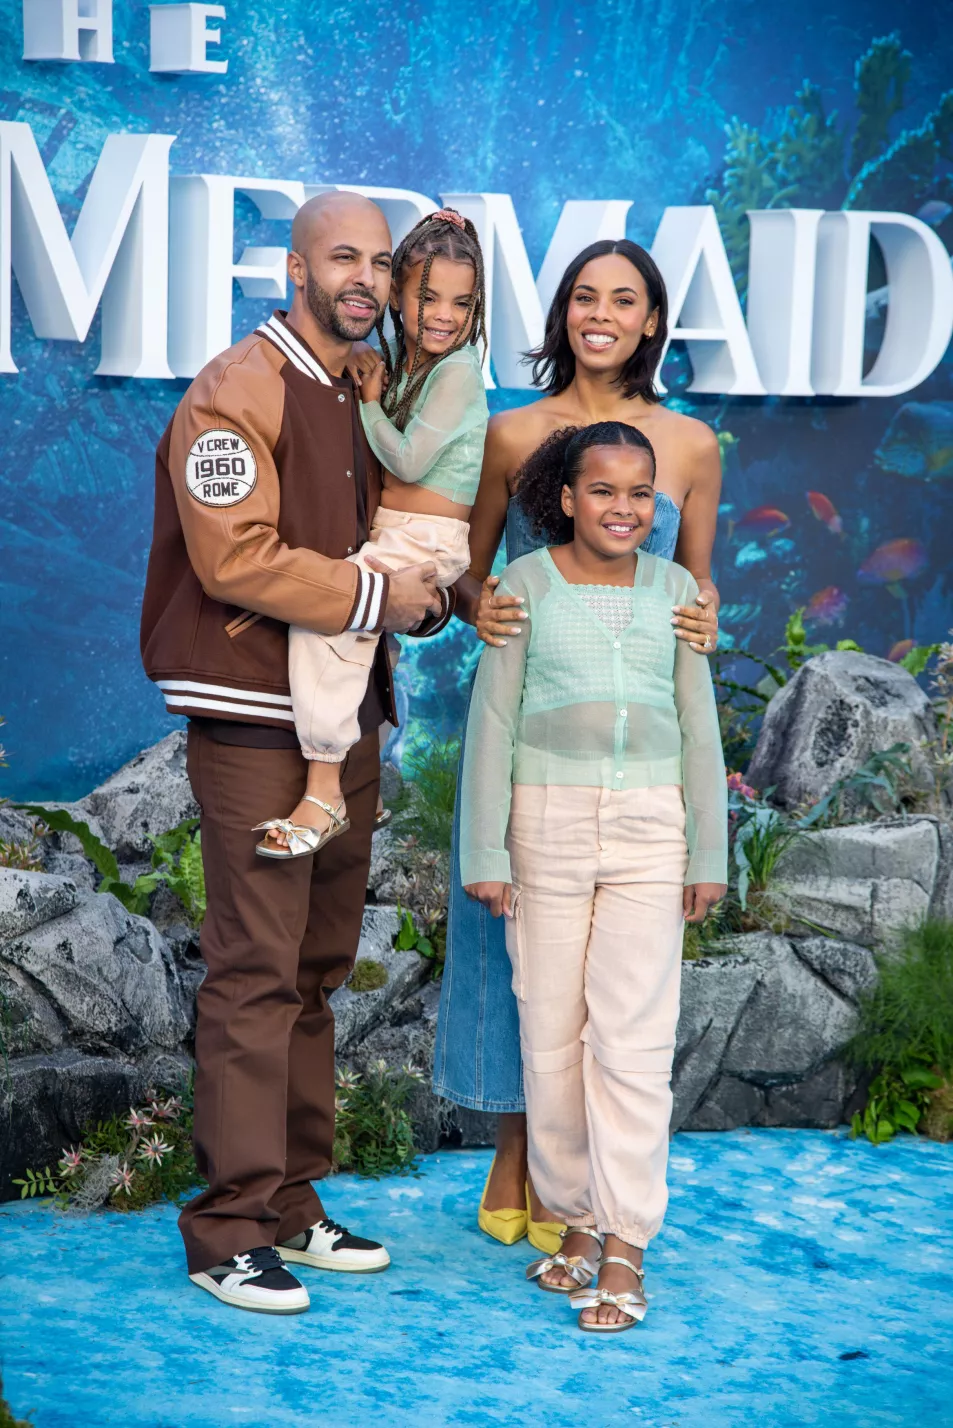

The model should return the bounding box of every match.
[186,430,257,506]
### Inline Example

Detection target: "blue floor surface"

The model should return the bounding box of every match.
[1,1132,951,1428]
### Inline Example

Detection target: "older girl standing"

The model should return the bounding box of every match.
[460,421,727,1331]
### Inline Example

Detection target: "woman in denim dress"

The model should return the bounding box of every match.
[433,239,724,1248]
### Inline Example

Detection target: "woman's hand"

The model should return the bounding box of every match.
[476,574,528,647]
[346,342,387,403]
[672,588,718,655]
[683,883,727,924]
[464,881,514,918]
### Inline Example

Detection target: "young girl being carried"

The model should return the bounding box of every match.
[256,210,489,857]
[460,421,728,1332]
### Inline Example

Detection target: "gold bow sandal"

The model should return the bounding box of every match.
[525,1226,603,1294]
[569,1255,647,1333]
[253,797,350,860]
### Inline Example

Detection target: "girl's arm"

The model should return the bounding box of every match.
[360,352,486,485]
[673,571,729,913]
[672,423,722,653]
[458,569,530,889]
[454,412,527,637]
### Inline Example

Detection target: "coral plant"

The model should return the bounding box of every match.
[12,1083,200,1211]
[849,919,953,1144]
[705,33,953,292]
[332,1061,423,1178]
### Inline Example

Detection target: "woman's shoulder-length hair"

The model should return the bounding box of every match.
[526,239,669,404]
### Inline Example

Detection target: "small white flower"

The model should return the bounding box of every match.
[125,1108,154,1133]
[137,1133,173,1166]
[110,1163,135,1196]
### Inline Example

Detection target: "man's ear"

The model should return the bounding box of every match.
[287,249,306,292]
[560,483,574,519]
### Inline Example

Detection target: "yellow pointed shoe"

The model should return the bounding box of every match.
[477,1159,528,1246]
[526,1183,566,1257]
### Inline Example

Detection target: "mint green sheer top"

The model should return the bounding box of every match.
[459,547,728,888]
[360,342,489,506]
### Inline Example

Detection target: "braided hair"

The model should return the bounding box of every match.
[516,421,657,545]
[374,209,488,431]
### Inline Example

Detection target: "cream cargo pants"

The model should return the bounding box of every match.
[289,507,469,762]
[505,782,688,1248]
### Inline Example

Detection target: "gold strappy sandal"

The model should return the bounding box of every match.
[253,797,350,860]
[525,1226,603,1294]
[570,1254,647,1332]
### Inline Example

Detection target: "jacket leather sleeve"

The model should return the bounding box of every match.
[168,345,388,636]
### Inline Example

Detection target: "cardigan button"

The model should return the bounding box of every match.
[337,393,346,403]
[346,469,353,478]
[347,546,354,554]
[613,640,621,649]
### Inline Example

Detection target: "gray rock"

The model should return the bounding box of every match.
[330,905,430,1053]
[683,1074,764,1130]
[718,934,858,1083]
[0,868,78,939]
[772,819,938,946]
[0,1048,190,1197]
[0,890,189,1057]
[746,651,937,814]
[671,956,761,1130]
[70,731,197,862]
[792,937,878,1002]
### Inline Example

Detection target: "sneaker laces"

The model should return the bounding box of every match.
[318,1217,349,1241]
[234,1246,285,1279]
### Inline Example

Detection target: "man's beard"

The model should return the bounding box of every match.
[305,270,380,340]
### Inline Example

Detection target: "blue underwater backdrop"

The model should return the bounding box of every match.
[0,0,952,797]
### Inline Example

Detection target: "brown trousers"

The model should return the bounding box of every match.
[179,724,379,1273]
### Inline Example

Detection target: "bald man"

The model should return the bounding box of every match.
[141,194,448,1314]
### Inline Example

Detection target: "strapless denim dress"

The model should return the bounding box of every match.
[433,491,682,1111]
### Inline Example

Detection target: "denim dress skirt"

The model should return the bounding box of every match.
[432,492,683,1112]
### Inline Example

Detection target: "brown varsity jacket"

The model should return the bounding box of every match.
[140,311,452,730]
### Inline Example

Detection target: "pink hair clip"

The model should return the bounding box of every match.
[431,208,465,229]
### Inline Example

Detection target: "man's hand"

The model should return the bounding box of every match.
[476,574,528,647]
[683,883,727,924]
[370,554,442,633]
[464,881,514,918]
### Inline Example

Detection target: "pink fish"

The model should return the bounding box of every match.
[733,506,790,536]
[857,539,929,585]
[804,586,849,626]
[887,639,915,663]
[806,491,843,535]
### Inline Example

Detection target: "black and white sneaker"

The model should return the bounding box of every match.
[278,1218,391,1273]
[189,1246,311,1314]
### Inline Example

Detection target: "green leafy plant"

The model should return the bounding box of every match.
[849,920,953,1144]
[394,901,444,979]
[782,608,863,673]
[332,1061,423,1178]
[733,805,802,910]
[395,736,460,855]
[10,808,205,923]
[12,805,151,914]
[850,1065,943,1145]
[137,819,206,926]
[348,959,388,993]
[11,1080,200,1211]
[0,826,45,871]
[797,742,913,828]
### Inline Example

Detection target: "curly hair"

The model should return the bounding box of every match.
[525,239,668,403]
[373,209,487,431]
[516,421,657,545]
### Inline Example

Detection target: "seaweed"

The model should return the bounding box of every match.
[850,33,912,176]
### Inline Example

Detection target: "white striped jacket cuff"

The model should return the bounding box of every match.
[347,567,388,634]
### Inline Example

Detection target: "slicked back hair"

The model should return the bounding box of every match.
[374,211,488,431]
[526,240,668,404]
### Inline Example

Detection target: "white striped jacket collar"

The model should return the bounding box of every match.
[256,312,334,386]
